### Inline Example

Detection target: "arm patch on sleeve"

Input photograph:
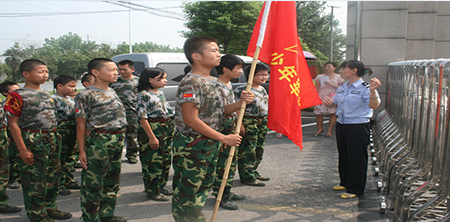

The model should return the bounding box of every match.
[4,91,23,117]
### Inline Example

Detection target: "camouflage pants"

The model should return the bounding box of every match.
[8,130,20,183]
[57,121,77,187]
[172,133,220,222]
[125,115,139,159]
[138,120,175,195]
[19,130,61,221]
[212,116,237,200]
[238,117,268,183]
[81,131,124,222]
[0,127,10,207]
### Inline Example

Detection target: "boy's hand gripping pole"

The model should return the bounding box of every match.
[211,47,261,222]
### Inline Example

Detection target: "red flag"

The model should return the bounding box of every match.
[247,1,321,149]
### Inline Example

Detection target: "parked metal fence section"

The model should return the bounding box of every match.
[372,59,450,221]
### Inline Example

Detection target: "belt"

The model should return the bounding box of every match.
[60,118,75,122]
[148,118,168,122]
[244,115,267,119]
[94,129,126,134]
[187,136,208,148]
[224,114,236,118]
[23,128,56,133]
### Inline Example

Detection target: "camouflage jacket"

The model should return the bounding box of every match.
[75,86,127,131]
[51,93,75,122]
[4,88,57,130]
[110,75,139,116]
[234,85,268,117]
[137,89,174,120]
[174,73,225,135]
[220,81,237,118]
[0,100,6,127]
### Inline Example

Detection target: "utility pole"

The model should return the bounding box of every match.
[327,5,339,62]
[129,1,132,54]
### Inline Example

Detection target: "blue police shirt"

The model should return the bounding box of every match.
[332,78,380,124]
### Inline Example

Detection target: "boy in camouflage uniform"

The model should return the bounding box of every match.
[0,81,21,190]
[172,36,253,222]
[0,98,21,214]
[234,63,271,187]
[211,54,248,210]
[52,75,80,196]
[75,58,128,222]
[110,60,139,164]
[136,68,175,202]
[5,59,72,222]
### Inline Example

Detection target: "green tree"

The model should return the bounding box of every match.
[181,1,262,54]
[112,42,182,56]
[132,41,182,53]
[2,42,30,82]
[296,1,346,65]
[0,63,11,81]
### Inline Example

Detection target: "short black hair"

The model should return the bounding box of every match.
[88,58,114,73]
[19,59,46,74]
[216,54,245,75]
[118,59,134,68]
[53,75,77,89]
[245,63,270,81]
[324,62,337,68]
[183,36,217,64]
[0,81,19,95]
[81,73,95,85]
[340,60,372,77]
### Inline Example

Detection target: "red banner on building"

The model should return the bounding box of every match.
[247,1,321,149]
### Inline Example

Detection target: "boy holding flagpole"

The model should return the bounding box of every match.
[172,36,254,222]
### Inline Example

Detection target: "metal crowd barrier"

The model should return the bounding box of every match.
[372,59,450,221]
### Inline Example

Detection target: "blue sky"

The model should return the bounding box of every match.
[0,1,347,56]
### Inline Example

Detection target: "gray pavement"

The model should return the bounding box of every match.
[0,112,392,221]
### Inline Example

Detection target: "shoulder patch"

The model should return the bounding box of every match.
[183,93,195,98]
[362,81,369,88]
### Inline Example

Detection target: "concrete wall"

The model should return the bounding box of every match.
[346,1,450,109]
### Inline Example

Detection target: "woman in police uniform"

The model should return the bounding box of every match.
[323,60,381,199]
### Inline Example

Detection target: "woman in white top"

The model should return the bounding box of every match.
[313,62,345,138]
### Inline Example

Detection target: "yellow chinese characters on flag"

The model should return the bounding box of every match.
[247,1,321,149]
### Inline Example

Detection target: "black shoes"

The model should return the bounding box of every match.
[7,180,20,189]
[220,199,239,210]
[229,193,247,201]
[0,204,21,213]
[242,180,266,186]
[100,216,127,222]
[146,193,169,201]
[66,181,81,189]
[127,157,138,164]
[47,210,72,220]
[59,187,71,195]
[256,175,270,181]
[161,188,173,196]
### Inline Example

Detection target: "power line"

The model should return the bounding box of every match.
[103,1,184,21]
[121,1,183,17]
[0,10,130,17]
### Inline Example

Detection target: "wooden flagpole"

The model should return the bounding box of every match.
[211,2,270,221]
[210,47,261,222]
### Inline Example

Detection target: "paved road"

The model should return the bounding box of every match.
[0,112,391,221]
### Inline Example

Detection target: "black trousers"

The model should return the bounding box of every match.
[336,122,370,195]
